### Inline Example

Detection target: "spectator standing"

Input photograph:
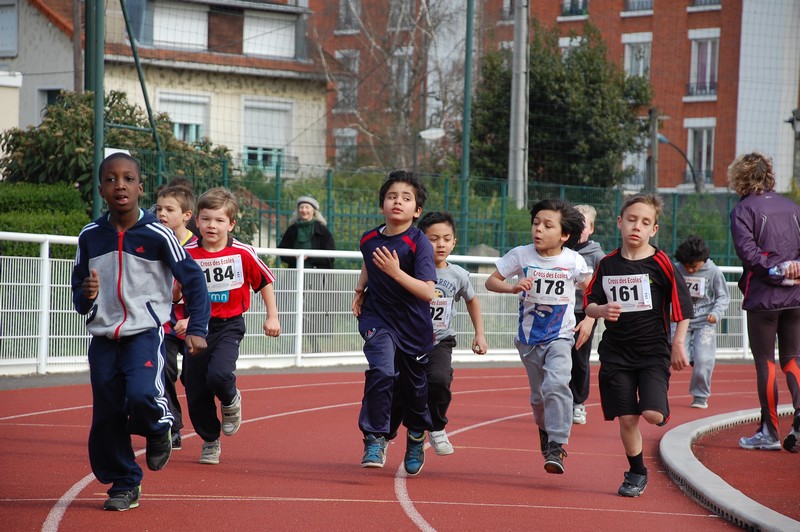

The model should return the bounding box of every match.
[728,152,800,452]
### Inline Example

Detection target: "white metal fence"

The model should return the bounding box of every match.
[0,231,750,375]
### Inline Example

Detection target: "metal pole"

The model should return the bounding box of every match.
[508,0,529,210]
[459,0,475,254]
[91,0,105,219]
[646,107,658,193]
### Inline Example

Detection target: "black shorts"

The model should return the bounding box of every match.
[598,363,671,421]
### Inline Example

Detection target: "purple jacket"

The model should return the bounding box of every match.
[730,191,800,311]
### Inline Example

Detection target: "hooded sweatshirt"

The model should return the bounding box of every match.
[573,240,605,312]
[674,259,730,328]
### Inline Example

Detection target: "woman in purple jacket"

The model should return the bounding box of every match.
[729,152,800,453]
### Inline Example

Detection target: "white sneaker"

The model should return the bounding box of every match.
[739,430,781,450]
[199,439,221,464]
[572,404,587,425]
[221,390,242,436]
[429,430,454,455]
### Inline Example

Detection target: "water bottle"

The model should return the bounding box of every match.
[769,261,797,286]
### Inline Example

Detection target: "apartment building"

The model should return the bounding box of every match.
[1,0,331,175]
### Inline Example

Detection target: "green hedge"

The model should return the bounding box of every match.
[0,183,89,259]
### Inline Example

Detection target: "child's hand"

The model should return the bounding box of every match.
[263,316,281,337]
[185,334,207,356]
[472,335,488,355]
[573,317,596,349]
[352,288,364,317]
[372,246,401,278]
[670,341,689,371]
[511,277,533,294]
[174,318,189,336]
[82,269,100,300]
[707,315,717,324]
[600,302,622,322]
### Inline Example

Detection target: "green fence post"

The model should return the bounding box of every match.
[222,157,229,188]
[500,180,508,253]
[672,193,678,252]
[326,168,333,233]
[276,164,283,239]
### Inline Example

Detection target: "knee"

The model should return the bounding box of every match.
[641,410,664,425]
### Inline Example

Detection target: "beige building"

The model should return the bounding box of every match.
[1,0,330,175]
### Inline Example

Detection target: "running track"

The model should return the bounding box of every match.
[1,364,797,531]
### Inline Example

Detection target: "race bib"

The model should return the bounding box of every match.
[526,268,572,305]
[684,276,705,298]
[602,274,652,312]
[196,255,245,293]
[430,297,454,331]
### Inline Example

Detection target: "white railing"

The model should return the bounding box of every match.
[0,231,750,375]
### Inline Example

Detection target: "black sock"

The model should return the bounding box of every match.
[626,452,647,475]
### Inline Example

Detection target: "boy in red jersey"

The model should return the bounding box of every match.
[182,187,281,465]
[584,193,693,498]
[156,184,198,450]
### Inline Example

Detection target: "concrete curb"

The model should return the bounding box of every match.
[660,406,799,531]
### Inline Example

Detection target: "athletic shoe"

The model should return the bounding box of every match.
[572,403,587,424]
[539,428,548,456]
[543,441,567,474]
[782,430,800,453]
[145,429,172,471]
[361,434,388,468]
[103,485,140,511]
[690,398,708,409]
[739,430,781,450]
[221,390,242,436]
[404,431,426,476]
[429,430,454,455]
[171,430,182,451]
[199,439,221,464]
[618,472,647,497]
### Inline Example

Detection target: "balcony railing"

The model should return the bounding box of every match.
[624,0,653,11]
[686,81,718,96]
[692,0,721,6]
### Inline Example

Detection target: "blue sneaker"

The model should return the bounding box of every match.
[739,430,781,450]
[361,434,387,468]
[404,431,425,476]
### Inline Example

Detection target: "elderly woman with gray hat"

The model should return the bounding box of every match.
[278,195,336,269]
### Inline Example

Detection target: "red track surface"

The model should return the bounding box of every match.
[1,364,796,531]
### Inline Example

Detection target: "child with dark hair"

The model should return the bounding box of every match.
[485,198,592,475]
[398,211,489,455]
[674,235,729,409]
[352,170,436,475]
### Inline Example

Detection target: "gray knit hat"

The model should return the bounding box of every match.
[296,196,319,210]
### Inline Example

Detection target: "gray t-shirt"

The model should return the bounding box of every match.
[431,263,475,343]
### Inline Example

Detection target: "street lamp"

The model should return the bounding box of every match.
[413,127,445,174]
[786,109,800,183]
[658,133,702,193]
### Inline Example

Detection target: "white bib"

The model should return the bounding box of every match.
[602,273,652,312]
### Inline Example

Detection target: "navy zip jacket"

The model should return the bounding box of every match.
[71,209,210,340]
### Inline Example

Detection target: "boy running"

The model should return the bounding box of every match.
[584,193,693,497]
[485,198,591,474]
[352,170,436,476]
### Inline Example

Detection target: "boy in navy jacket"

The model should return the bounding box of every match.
[71,153,210,511]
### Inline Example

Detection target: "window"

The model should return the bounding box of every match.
[337,0,360,32]
[561,0,589,17]
[685,117,716,185]
[688,29,719,96]
[623,33,651,79]
[152,2,208,50]
[389,0,414,31]
[243,100,292,171]
[244,12,296,58]
[623,0,653,11]
[158,93,209,143]
[38,89,62,120]
[334,128,357,167]
[0,0,18,56]
[501,0,515,21]
[390,47,413,103]
[334,50,359,112]
[558,36,583,58]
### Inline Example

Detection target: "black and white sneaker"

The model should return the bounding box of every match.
[146,429,172,471]
[618,472,648,497]
[543,441,566,474]
[103,485,141,511]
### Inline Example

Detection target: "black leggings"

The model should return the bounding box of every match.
[746,309,800,438]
